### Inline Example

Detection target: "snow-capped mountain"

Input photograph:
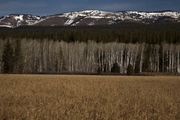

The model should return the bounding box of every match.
[0,10,180,28]
[0,14,42,28]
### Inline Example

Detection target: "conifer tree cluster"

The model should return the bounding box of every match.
[2,40,23,73]
[0,23,180,44]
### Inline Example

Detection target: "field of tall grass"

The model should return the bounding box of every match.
[0,75,179,120]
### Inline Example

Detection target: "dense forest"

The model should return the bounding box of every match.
[0,23,180,74]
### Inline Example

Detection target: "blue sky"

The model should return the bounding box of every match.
[0,0,180,16]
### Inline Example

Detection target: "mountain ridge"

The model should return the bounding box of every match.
[0,10,180,28]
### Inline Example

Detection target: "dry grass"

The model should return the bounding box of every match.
[0,75,180,120]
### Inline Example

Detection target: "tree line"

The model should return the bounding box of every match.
[0,24,180,74]
[0,39,180,74]
[0,23,180,44]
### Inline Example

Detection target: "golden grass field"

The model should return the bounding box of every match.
[0,75,180,120]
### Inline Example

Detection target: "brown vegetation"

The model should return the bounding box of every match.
[0,75,179,120]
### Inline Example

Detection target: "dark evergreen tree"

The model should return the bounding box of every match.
[14,39,23,73]
[159,44,163,72]
[142,44,152,72]
[2,41,14,73]
[111,63,120,73]
[127,64,134,75]
[134,54,141,73]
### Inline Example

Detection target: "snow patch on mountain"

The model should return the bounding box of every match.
[0,25,13,28]
[64,19,74,25]
[127,11,180,19]
[14,15,24,21]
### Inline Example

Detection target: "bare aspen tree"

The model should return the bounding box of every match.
[0,39,5,73]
